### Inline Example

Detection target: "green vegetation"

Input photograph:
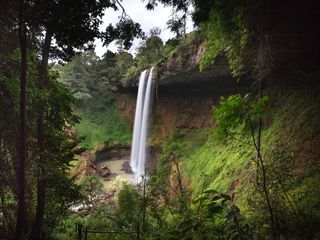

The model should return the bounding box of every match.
[0,54,83,239]
[1,0,320,239]
[55,31,204,149]
[183,132,253,193]
[0,0,143,238]
[155,87,320,238]
[195,1,250,77]
[55,50,133,148]
[51,84,320,239]
[74,104,131,148]
[54,174,253,240]
[123,30,204,85]
[157,126,253,194]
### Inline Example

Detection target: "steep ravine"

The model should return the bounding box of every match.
[114,56,320,234]
[71,37,320,233]
[115,72,252,175]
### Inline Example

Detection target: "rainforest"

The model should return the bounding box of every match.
[1,1,320,239]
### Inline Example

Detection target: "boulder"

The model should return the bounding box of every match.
[121,161,133,174]
[100,165,111,178]
[71,151,98,180]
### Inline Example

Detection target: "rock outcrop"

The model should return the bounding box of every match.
[71,151,99,180]
[100,164,111,178]
[121,160,133,174]
[94,143,131,164]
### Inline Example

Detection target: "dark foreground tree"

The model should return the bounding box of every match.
[16,0,27,238]
[25,1,143,239]
[0,0,144,239]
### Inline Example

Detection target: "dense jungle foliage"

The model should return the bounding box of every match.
[55,50,133,148]
[1,0,320,239]
[0,0,142,239]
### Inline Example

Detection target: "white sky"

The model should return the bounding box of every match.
[94,0,193,57]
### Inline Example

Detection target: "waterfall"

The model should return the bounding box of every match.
[130,68,154,178]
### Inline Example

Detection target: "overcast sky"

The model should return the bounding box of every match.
[94,0,193,57]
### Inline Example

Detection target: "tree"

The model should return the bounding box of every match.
[116,51,134,76]
[32,76,83,238]
[56,53,94,101]
[134,35,164,70]
[16,0,28,238]
[56,49,135,105]
[79,176,103,205]
[6,1,144,239]
[0,3,29,237]
[166,15,186,38]
[213,94,278,237]
[117,185,141,230]
[0,23,83,239]
[104,18,145,50]
[99,50,120,90]
[149,27,162,36]
[145,0,192,38]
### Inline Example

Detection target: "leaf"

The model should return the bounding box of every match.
[221,193,232,201]
[203,189,219,195]
[210,205,223,214]
[209,194,222,202]
[193,195,208,204]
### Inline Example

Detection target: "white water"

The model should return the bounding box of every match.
[130,68,154,179]
[130,70,147,174]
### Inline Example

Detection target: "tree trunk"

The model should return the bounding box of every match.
[28,30,52,240]
[15,0,27,239]
[29,179,47,240]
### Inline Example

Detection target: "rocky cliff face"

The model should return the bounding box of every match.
[118,85,250,144]
[123,39,235,89]
[116,42,251,141]
[114,39,253,174]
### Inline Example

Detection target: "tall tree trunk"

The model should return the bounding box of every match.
[28,31,52,240]
[15,0,27,239]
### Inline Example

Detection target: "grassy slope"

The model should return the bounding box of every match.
[74,103,131,148]
[160,87,320,215]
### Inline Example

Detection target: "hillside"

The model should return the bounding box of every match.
[2,1,320,239]
[55,32,320,239]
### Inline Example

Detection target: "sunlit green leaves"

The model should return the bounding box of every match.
[213,94,269,139]
[198,1,250,78]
